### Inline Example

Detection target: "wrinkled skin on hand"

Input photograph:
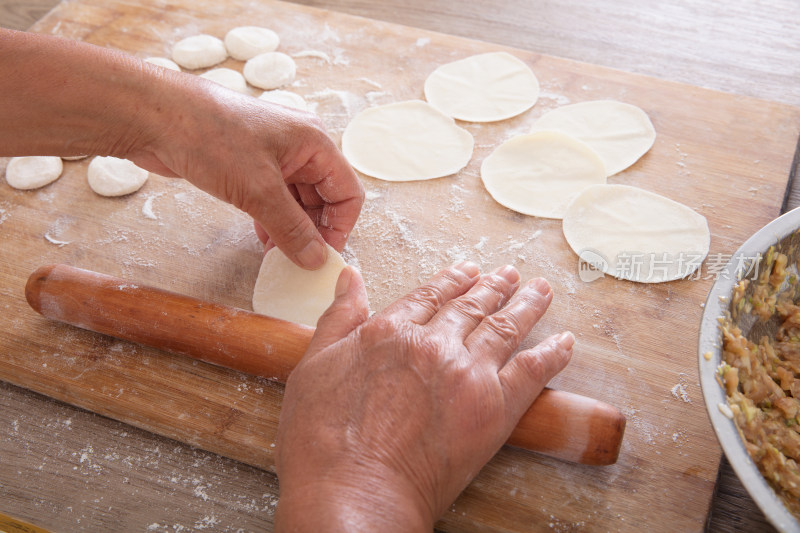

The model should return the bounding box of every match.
[127,78,363,270]
[275,262,574,532]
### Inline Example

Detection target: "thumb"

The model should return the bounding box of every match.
[308,266,370,353]
[250,183,328,270]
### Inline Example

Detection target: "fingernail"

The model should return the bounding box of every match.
[492,265,520,285]
[454,261,480,278]
[335,266,352,298]
[558,331,575,350]
[296,239,326,270]
[527,277,551,295]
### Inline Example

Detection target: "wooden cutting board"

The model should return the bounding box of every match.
[2,0,799,530]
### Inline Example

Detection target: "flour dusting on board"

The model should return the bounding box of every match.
[0,201,11,224]
[292,50,331,63]
[670,373,692,403]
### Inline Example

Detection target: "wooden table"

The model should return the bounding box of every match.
[0,1,798,531]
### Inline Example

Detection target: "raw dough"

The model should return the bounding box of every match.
[224,26,280,61]
[480,132,606,219]
[87,156,149,197]
[252,244,347,327]
[145,57,181,71]
[562,184,710,283]
[243,52,296,90]
[530,100,656,176]
[61,155,88,161]
[4,156,63,190]
[200,67,248,93]
[423,52,540,122]
[172,34,227,70]
[342,100,474,182]
[258,90,309,111]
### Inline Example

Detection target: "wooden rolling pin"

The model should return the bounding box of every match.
[25,264,625,465]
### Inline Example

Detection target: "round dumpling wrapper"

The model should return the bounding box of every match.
[342,100,474,182]
[530,100,655,176]
[480,131,606,219]
[562,184,710,283]
[252,244,347,327]
[424,52,540,122]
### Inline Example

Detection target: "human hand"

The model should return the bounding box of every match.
[0,33,362,269]
[126,75,363,269]
[274,262,574,532]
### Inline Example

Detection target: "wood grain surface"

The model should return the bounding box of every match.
[0,1,798,532]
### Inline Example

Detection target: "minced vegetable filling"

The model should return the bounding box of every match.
[720,246,800,516]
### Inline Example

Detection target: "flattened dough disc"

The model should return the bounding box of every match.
[562,184,710,283]
[252,244,347,327]
[172,34,227,70]
[5,156,63,190]
[243,52,296,90]
[480,132,606,219]
[342,100,473,182]
[424,52,540,122]
[530,100,656,176]
[87,156,149,197]
[225,26,280,61]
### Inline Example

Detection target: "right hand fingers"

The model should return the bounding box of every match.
[464,277,553,366]
[425,265,520,339]
[381,262,480,324]
[498,332,574,422]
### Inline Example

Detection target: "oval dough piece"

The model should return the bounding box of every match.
[243,52,296,90]
[87,156,149,197]
[481,132,606,219]
[252,244,347,327]
[5,156,63,190]
[424,52,540,122]
[258,90,309,111]
[172,34,227,70]
[562,184,710,283]
[225,26,280,61]
[530,100,656,176]
[62,155,88,161]
[200,67,248,93]
[145,57,181,71]
[342,100,474,182]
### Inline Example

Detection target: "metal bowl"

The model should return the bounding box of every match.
[699,207,800,533]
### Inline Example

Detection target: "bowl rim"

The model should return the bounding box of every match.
[698,206,800,533]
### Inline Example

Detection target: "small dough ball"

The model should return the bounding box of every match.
[258,90,309,111]
[172,34,227,70]
[342,100,474,182]
[61,155,89,161]
[252,244,347,327]
[424,52,540,122]
[243,52,296,90]
[145,57,181,71]
[200,67,248,93]
[5,156,63,190]
[480,131,606,219]
[225,26,280,61]
[87,156,149,197]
